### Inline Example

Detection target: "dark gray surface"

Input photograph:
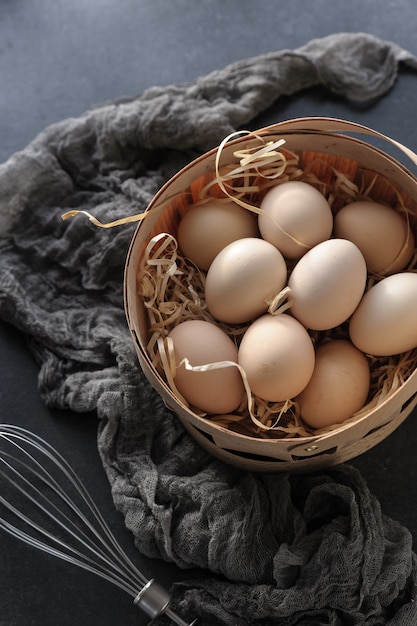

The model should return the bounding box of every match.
[1,2,417,625]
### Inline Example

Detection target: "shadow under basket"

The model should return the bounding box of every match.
[124,117,417,473]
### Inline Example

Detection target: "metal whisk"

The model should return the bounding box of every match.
[0,423,197,625]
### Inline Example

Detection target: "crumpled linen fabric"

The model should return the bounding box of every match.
[0,32,417,624]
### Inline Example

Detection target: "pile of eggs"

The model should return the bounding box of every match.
[166,180,417,431]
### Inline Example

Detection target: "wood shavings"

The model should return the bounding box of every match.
[136,133,417,441]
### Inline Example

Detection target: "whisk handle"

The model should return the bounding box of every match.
[134,579,197,625]
[134,579,170,618]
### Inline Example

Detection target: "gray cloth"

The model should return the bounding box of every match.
[0,32,417,625]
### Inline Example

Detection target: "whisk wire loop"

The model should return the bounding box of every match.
[0,424,196,626]
[0,430,145,595]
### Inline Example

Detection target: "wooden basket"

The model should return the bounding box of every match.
[124,117,417,473]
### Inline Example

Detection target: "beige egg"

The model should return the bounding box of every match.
[205,237,288,324]
[258,180,333,259]
[334,200,415,275]
[168,320,245,414]
[288,239,367,331]
[177,200,259,270]
[238,313,315,402]
[296,339,370,429]
[349,272,417,356]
